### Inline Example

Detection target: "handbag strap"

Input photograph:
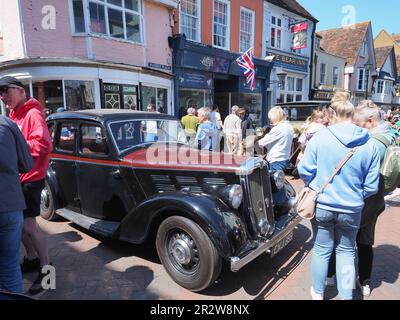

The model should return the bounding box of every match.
[317,148,357,195]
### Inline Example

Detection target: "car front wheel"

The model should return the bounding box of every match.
[40,181,57,221]
[156,216,222,292]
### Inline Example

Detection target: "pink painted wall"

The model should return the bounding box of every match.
[91,37,145,66]
[20,0,173,69]
[22,0,87,59]
[144,1,173,68]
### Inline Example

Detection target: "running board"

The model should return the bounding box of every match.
[56,208,120,238]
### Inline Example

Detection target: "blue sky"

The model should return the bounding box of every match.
[297,0,399,37]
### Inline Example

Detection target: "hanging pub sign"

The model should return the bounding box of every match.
[291,22,308,50]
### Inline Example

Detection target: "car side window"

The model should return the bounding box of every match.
[80,124,108,156]
[57,122,76,153]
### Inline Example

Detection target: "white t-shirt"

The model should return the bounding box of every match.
[210,111,222,130]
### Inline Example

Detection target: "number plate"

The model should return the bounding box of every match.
[270,231,293,257]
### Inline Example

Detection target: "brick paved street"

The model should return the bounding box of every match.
[23,180,400,300]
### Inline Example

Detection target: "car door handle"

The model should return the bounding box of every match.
[110,169,121,179]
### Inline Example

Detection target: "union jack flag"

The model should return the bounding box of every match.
[236,47,256,91]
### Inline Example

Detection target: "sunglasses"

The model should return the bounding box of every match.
[0,86,21,95]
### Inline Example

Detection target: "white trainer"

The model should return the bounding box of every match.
[310,286,324,300]
[326,275,335,287]
[357,280,371,297]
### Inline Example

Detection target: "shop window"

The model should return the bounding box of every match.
[180,0,200,42]
[179,88,213,119]
[65,80,95,111]
[32,80,64,116]
[123,86,138,110]
[238,92,262,127]
[141,86,168,113]
[71,0,143,43]
[103,83,138,110]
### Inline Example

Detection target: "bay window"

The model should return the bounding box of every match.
[71,0,143,43]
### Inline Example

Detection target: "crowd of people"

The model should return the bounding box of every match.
[180,104,257,156]
[296,91,400,300]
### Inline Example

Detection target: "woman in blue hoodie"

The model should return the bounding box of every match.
[298,100,381,300]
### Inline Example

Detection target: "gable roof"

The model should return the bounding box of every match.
[375,46,393,69]
[268,0,318,22]
[392,34,400,42]
[375,30,400,55]
[317,21,370,66]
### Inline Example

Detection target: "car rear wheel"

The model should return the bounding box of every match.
[40,181,57,221]
[156,216,222,292]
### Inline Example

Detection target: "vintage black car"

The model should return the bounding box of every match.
[41,110,301,292]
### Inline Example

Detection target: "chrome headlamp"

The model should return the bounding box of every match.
[221,184,243,210]
[272,170,285,189]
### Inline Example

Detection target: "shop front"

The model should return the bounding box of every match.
[170,35,274,127]
[0,59,173,116]
[266,50,310,105]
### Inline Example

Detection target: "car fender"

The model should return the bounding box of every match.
[118,192,250,260]
[46,168,60,210]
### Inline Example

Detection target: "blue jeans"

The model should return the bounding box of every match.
[269,160,290,171]
[0,211,24,294]
[311,208,361,300]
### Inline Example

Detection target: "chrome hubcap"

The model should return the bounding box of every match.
[168,232,198,269]
[40,188,49,209]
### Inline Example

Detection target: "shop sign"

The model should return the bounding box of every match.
[148,62,172,71]
[266,51,308,73]
[182,51,230,73]
[291,22,308,50]
[176,70,213,89]
[313,90,334,100]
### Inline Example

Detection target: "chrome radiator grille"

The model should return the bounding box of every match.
[244,165,275,236]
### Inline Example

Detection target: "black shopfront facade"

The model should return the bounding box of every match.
[170,35,274,127]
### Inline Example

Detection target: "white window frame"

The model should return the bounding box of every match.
[376,79,384,94]
[69,0,144,44]
[270,15,282,49]
[179,0,201,42]
[212,0,230,50]
[239,7,255,53]
[358,68,368,91]
[360,41,366,57]
[320,63,326,84]
[333,67,339,86]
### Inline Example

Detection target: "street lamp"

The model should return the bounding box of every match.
[268,70,287,89]
[364,63,372,100]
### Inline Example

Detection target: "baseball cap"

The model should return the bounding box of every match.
[0,76,24,89]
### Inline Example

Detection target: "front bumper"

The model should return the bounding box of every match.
[230,214,302,272]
